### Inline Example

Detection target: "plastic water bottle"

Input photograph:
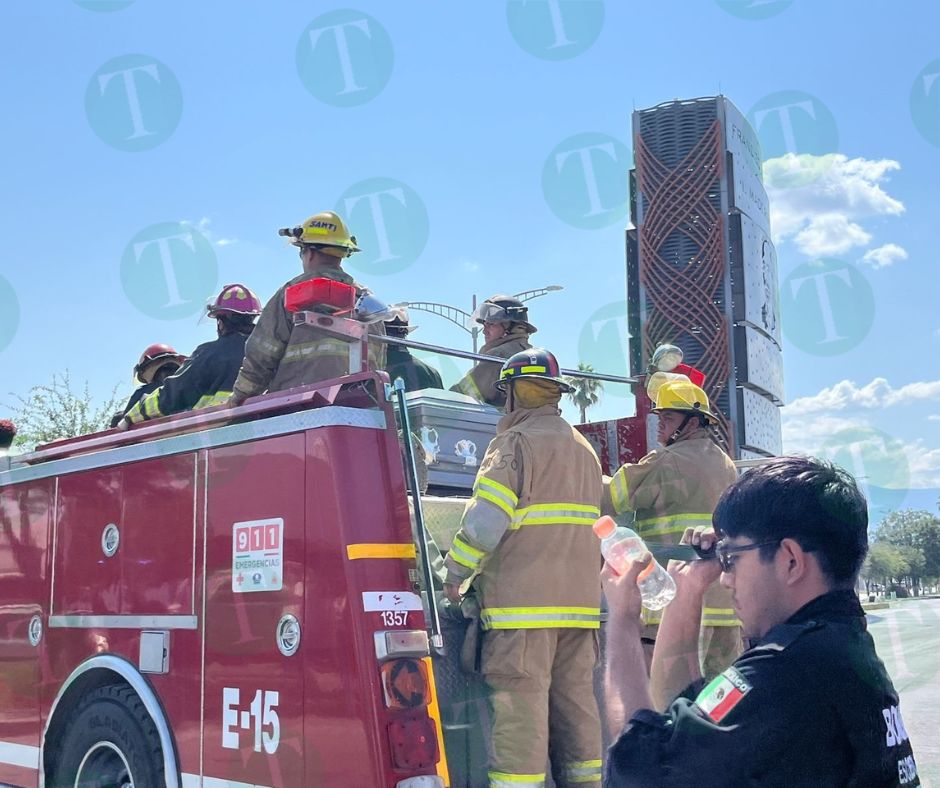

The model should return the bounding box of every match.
[593,515,676,610]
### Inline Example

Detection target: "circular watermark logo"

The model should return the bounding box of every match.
[506,0,604,61]
[577,300,631,399]
[819,426,909,521]
[781,258,874,356]
[542,132,630,229]
[747,90,838,187]
[120,222,218,320]
[0,275,20,354]
[412,349,464,390]
[74,0,134,10]
[85,54,183,152]
[910,58,940,147]
[715,0,793,20]
[296,10,394,107]
[337,177,429,276]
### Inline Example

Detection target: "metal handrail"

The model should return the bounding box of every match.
[379,334,638,386]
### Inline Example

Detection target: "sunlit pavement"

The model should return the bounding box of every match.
[867,598,940,787]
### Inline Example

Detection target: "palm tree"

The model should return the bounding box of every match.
[565,362,603,424]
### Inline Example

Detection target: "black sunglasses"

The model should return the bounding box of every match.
[716,540,780,572]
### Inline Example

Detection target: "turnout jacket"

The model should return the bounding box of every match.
[232,266,385,400]
[443,404,603,630]
[385,345,443,392]
[450,327,531,408]
[111,381,160,427]
[606,591,920,787]
[125,332,248,424]
[606,430,738,627]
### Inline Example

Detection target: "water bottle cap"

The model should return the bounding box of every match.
[592,515,616,539]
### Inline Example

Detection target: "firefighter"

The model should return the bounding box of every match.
[229,211,385,406]
[121,284,261,426]
[450,295,535,408]
[0,419,13,471]
[383,306,443,392]
[604,378,740,678]
[110,344,186,428]
[444,349,604,788]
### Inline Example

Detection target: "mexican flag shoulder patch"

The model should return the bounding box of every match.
[694,666,753,723]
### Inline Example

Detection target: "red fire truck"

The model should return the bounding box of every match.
[0,367,459,788]
[0,290,657,787]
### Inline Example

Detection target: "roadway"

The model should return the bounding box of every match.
[867,598,940,787]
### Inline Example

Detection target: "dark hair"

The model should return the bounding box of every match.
[714,456,868,587]
[217,313,256,336]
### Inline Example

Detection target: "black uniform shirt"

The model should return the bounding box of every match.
[385,345,443,392]
[125,332,249,423]
[606,590,920,787]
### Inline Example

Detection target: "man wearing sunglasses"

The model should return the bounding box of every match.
[601,456,919,787]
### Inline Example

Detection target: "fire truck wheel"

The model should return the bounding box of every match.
[49,683,165,788]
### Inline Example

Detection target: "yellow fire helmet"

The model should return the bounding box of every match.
[651,379,719,425]
[278,210,360,257]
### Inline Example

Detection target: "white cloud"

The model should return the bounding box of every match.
[460,260,480,273]
[861,243,908,269]
[928,415,940,423]
[181,217,238,248]
[781,377,940,488]
[764,154,904,258]
[793,214,871,256]
[784,378,940,417]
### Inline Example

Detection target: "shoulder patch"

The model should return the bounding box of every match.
[694,666,752,723]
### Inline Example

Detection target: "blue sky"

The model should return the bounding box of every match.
[1,0,938,516]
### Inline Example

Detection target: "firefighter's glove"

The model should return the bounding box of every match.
[116,419,131,432]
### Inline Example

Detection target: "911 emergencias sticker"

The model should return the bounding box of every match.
[232,518,283,593]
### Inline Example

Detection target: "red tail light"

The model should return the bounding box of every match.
[387,713,439,770]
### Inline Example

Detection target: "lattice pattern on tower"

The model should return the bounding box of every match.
[634,114,733,449]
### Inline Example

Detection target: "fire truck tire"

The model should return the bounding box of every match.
[48,683,166,788]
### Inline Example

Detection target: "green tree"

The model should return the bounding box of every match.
[5,371,126,450]
[876,509,940,582]
[564,362,604,424]
[863,542,906,591]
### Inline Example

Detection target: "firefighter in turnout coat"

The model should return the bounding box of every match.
[450,295,536,409]
[229,211,385,405]
[605,378,740,678]
[444,349,604,788]
[122,285,261,426]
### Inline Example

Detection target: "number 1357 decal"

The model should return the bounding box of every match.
[222,688,280,754]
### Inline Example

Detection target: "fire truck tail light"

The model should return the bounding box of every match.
[374,630,429,660]
[381,658,431,710]
[387,713,439,771]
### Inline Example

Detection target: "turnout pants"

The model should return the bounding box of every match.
[482,628,602,787]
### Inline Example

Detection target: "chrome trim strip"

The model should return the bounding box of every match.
[0,740,40,769]
[0,406,386,486]
[49,615,197,630]
[182,773,273,788]
[42,654,180,788]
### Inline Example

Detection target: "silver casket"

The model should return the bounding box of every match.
[405,389,501,493]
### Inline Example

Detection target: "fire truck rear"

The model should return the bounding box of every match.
[0,370,447,787]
